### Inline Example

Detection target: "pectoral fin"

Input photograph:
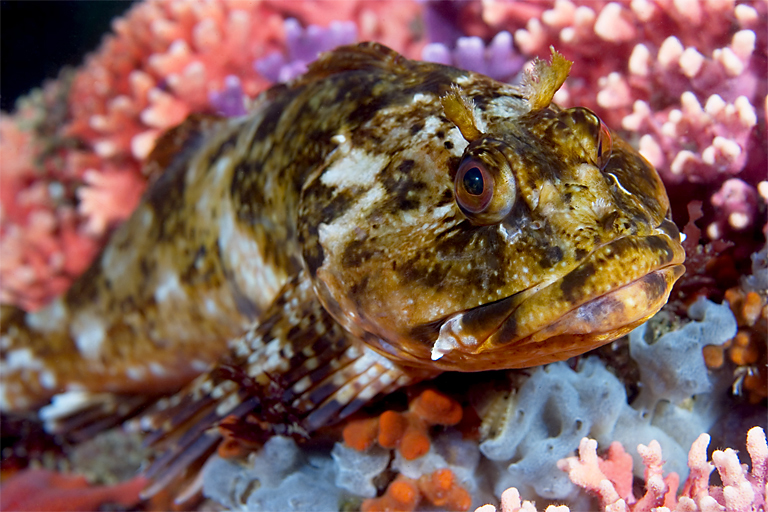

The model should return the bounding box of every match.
[137,270,426,503]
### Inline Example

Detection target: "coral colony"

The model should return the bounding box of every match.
[0,1,765,511]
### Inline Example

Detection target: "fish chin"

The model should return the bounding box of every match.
[427,226,685,371]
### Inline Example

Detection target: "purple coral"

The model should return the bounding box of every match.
[254,18,357,83]
[420,0,470,47]
[422,32,525,82]
[209,75,247,117]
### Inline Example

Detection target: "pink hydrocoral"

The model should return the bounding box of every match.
[470,0,767,240]
[0,101,101,311]
[555,426,768,512]
[0,0,423,310]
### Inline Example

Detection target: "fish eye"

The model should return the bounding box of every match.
[454,143,516,225]
[456,159,493,213]
[597,118,613,170]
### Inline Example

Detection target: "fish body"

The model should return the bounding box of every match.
[0,43,684,491]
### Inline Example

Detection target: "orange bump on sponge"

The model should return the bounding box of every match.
[361,469,471,512]
[343,389,463,460]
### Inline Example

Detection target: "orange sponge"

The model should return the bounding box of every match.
[342,389,464,461]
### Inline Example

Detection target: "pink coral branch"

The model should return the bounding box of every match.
[554,427,768,512]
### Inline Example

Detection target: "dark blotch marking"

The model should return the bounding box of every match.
[437,188,455,206]
[380,159,426,212]
[444,140,454,150]
[540,246,564,269]
[399,256,446,289]
[233,290,260,319]
[493,314,518,345]
[560,262,596,303]
[645,235,674,263]
[458,293,517,338]
[230,159,265,225]
[303,243,325,277]
[207,133,238,166]
[320,189,355,224]
[342,240,374,268]
[348,275,370,299]
[600,211,620,232]
[65,260,104,309]
[447,155,462,181]
[398,159,415,173]
[410,121,424,135]
[251,88,295,144]
[408,320,444,346]
[574,248,588,261]
[145,127,204,239]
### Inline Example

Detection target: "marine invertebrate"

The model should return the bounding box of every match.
[704,246,768,404]
[475,487,570,512]
[254,18,358,83]
[469,0,767,243]
[559,426,768,512]
[0,468,147,512]
[343,389,463,460]
[478,298,736,501]
[475,426,767,512]
[201,435,343,512]
[0,0,426,310]
[362,468,472,512]
[421,31,525,82]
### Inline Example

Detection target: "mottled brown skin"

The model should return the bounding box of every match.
[0,43,684,495]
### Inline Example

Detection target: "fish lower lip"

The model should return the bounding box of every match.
[486,264,685,367]
[427,230,686,371]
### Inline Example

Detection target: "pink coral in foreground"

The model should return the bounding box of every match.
[475,426,767,512]
[561,426,767,512]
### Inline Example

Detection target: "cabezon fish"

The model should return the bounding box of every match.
[0,43,684,494]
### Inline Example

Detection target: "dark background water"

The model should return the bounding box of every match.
[1,0,135,111]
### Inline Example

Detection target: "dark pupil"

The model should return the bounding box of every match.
[462,167,484,196]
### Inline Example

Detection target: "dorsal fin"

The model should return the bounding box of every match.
[294,42,410,85]
[142,113,223,180]
[136,271,431,504]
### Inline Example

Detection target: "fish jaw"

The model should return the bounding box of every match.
[426,220,686,371]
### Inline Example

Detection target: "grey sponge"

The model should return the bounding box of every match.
[629,296,736,406]
[479,357,627,500]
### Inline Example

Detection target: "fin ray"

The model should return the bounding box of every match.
[138,271,420,497]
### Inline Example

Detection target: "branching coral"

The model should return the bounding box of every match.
[560,426,768,512]
[422,31,525,82]
[464,0,767,241]
[475,426,767,512]
[254,18,358,83]
[0,0,424,310]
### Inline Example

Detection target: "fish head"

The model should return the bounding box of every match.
[298,62,684,372]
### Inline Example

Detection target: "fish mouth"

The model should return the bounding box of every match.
[428,219,686,371]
